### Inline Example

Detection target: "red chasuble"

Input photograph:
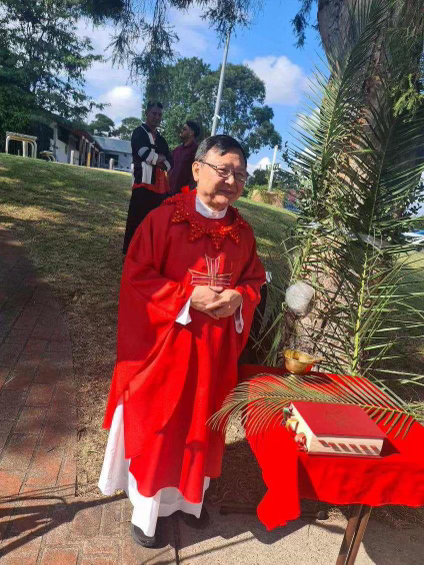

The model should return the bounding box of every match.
[103,191,265,503]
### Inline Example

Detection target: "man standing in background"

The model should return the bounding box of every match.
[168,121,200,195]
[122,101,173,256]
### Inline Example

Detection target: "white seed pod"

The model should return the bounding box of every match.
[285,281,315,316]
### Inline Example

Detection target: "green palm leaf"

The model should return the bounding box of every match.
[258,0,424,387]
[210,373,424,439]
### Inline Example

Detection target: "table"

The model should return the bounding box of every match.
[240,365,424,565]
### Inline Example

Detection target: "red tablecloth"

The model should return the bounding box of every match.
[241,365,424,531]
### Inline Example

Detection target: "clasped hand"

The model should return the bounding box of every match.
[191,286,242,320]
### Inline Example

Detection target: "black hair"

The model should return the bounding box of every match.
[185,120,200,138]
[195,135,247,167]
[146,101,163,111]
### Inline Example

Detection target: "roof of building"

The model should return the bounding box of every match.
[93,136,131,154]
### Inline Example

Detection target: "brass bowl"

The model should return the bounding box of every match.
[283,349,322,375]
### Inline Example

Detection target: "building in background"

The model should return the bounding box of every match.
[5,116,102,167]
[92,136,132,172]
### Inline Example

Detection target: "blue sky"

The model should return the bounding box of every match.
[78,0,324,170]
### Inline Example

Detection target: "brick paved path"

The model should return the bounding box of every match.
[0,228,178,564]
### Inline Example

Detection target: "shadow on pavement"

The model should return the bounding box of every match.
[0,486,125,558]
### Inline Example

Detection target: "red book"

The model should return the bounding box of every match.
[287,402,386,456]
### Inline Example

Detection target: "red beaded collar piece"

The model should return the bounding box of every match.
[163,192,248,251]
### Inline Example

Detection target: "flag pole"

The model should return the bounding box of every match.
[211,31,231,136]
[268,145,278,191]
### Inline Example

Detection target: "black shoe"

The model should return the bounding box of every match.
[131,524,157,548]
[180,506,210,529]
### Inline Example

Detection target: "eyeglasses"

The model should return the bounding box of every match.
[199,160,248,184]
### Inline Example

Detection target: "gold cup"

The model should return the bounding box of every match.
[283,349,322,375]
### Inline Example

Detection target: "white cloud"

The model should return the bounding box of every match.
[76,20,135,90]
[169,6,212,56]
[76,7,221,124]
[243,55,308,106]
[85,60,133,90]
[76,20,141,123]
[170,5,208,28]
[76,19,114,53]
[247,156,271,174]
[98,86,142,123]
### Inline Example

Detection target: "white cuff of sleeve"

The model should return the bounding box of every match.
[164,159,171,172]
[151,152,159,166]
[176,298,192,325]
[138,146,149,159]
[234,300,244,334]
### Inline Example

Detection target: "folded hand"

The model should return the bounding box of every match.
[204,289,242,318]
[191,286,224,319]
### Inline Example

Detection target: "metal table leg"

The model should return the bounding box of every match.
[336,505,372,565]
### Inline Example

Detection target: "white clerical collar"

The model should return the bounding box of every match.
[195,195,228,219]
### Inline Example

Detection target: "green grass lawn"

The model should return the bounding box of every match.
[0,153,294,494]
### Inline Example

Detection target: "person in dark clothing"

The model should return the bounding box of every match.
[168,121,200,195]
[122,102,173,255]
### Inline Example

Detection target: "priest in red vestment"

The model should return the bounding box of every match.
[98,135,265,547]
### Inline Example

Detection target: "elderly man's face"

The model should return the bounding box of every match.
[192,148,247,211]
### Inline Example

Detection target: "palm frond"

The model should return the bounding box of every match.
[210,373,424,439]
[260,0,424,387]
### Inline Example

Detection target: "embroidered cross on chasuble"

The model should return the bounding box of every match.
[189,255,232,288]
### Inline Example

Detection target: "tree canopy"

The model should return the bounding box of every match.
[247,165,301,192]
[146,57,282,155]
[0,0,100,145]
[115,117,142,140]
[88,114,116,137]
[78,1,317,81]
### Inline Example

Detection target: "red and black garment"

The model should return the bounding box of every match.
[132,124,173,191]
[123,124,173,254]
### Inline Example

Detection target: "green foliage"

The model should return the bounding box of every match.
[145,57,211,144]
[247,169,268,187]
[115,117,141,140]
[0,37,33,140]
[292,0,317,47]
[104,1,258,73]
[260,0,424,387]
[88,113,116,136]
[80,1,318,75]
[0,0,101,146]
[273,167,302,192]
[145,57,282,155]
[247,165,301,197]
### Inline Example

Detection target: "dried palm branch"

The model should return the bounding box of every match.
[210,372,424,438]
